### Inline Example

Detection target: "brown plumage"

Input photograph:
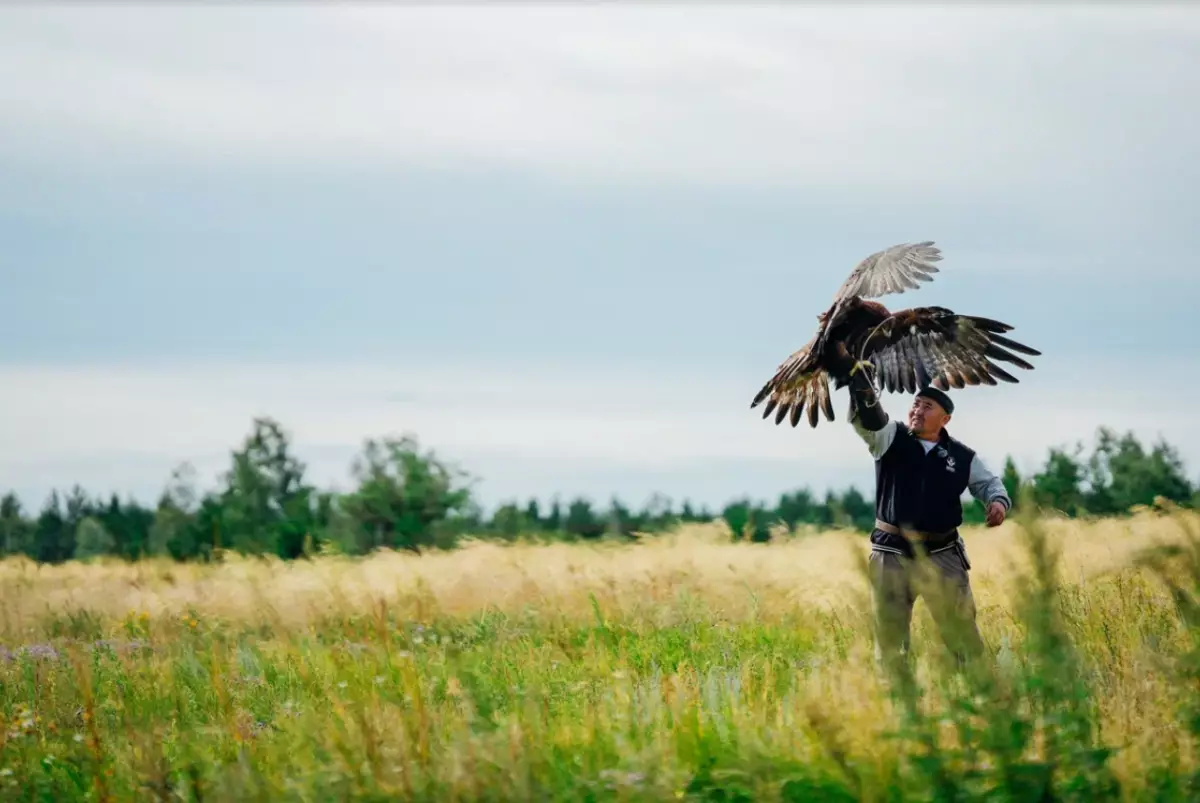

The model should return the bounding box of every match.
[749,242,1041,428]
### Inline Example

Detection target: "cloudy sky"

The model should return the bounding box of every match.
[3,5,1199,515]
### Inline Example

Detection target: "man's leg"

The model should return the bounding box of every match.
[868,550,916,673]
[922,543,987,669]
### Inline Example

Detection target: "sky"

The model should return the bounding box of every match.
[3,4,1199,515]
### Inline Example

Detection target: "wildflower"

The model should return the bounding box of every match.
[23,644,59,661]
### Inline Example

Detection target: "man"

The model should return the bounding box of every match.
[840,356,1011,672]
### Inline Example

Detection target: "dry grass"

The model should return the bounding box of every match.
[2,509,1199,800]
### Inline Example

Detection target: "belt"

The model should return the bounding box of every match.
[874,519,956,544]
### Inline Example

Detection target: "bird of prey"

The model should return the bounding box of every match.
[749,241,1041,428]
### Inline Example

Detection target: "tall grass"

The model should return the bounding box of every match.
[1,507,1199,801]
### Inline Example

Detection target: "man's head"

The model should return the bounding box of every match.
[908,387,954,440]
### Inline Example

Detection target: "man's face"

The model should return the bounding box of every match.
[907,394,950,437]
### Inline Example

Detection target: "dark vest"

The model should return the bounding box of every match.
[871,425,976,556]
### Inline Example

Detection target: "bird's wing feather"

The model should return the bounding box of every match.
[859,307,1041,394]
[749,338,836,428]
[832,241,944,304]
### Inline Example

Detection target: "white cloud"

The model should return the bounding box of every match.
[1,5,1196,203]
[3,355,1198,509]
[2,5,1198,511]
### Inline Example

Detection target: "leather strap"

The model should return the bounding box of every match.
[875,519,955,543]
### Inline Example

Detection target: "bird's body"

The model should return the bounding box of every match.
[750,242,1041,428]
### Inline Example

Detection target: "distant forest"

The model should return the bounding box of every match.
[1,416,1196,563]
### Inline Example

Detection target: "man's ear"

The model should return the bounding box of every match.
[942,412,952,426]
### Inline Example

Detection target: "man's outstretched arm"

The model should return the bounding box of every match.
[846,367,897,459]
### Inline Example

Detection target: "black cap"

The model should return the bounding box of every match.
[916,386,954,414]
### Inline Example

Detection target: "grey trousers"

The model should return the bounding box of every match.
[868,541,986,670]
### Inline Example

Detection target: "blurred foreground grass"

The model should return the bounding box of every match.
[3,506,1200,801]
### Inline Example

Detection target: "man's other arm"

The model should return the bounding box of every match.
[846,368,897,460]
[967,456,1011,511]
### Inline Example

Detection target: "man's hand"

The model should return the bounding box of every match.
[986,501,1006,527]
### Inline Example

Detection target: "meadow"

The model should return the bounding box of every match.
[2,504,1200,802]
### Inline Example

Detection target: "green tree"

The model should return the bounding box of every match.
[679,499,699,522]
[564,498,603,539]
[776,488,817,530]
[1082,429,1118,515]
[217,417,318,558]
[1088,428,1192,512]
[34,491,70,563]
[1032,445,1086,516]
[149,463,202,559]
[839,486,874,531]
[638,492,674,531]
[74,516,115,561]
[820,489,843,528]
[94,493,153,560]
[544,497,563,532]
[722,498,771,542]
[0,493,33,557]
[607,496,637,536]
[524,499,542,531]
[490,502,527,539]
[341,434,474,552]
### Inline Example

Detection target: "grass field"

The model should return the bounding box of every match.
[3,506,1200,801]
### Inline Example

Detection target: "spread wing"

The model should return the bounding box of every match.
[859,306,1041,394]
[832,241,944,304]
[749,337,837,428]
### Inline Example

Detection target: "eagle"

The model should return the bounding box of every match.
[749,241,1041,428]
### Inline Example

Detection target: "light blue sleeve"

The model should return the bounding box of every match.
[967,455,1011,509]
[851,416,898,460]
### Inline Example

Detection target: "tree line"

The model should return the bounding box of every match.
[0,416,1195,563]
